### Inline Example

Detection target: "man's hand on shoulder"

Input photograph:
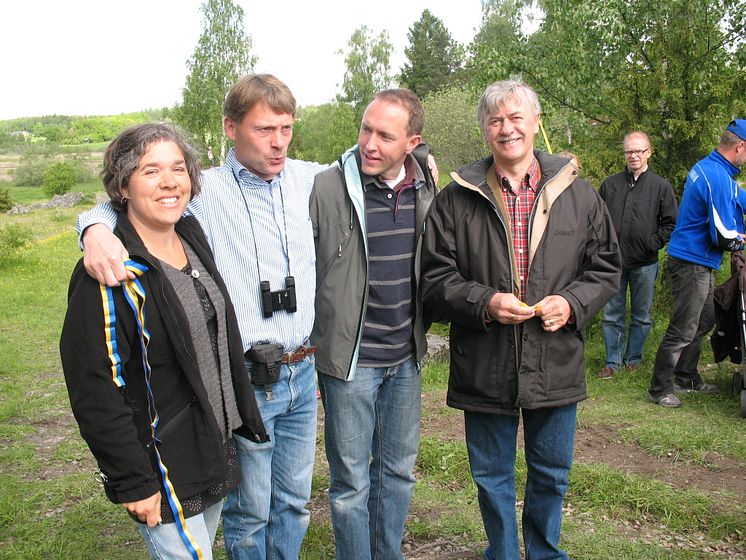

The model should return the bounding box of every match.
[82,224,133,286]
[427,154,439,186]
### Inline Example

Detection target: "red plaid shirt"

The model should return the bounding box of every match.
[496,158,541,301]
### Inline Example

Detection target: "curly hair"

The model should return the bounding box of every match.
[102,123,201,212]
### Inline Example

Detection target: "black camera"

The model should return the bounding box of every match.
[260,276,297,318]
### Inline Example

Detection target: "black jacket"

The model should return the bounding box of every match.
[60,215,267,505]
[599,168,678,269]
[422,152,620,414]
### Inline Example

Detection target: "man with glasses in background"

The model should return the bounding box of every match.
[597,131,678,379]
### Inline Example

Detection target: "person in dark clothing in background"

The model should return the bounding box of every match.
[598,131,678,379]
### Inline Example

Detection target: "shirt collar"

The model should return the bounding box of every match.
[495,156,541,194]
[363,153,425,191]
[712,149,742,177]
[226,148,283,187]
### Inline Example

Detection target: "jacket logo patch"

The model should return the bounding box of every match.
[554,229,575,236]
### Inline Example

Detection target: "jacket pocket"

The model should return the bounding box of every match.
[156,396,198,441]
[153,396,224,491]
[317,228,353,280]
[540,330,583,393]
[448,326,502,401]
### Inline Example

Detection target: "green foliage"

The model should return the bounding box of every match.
[337,26,393,123]
[42,162,76,197]
[422,86,490,173]
[63,155,96,184]
[12,158,49,187]
[468,0,746,192]
[289,103,358,164]
[175,0,255,165]
[399,10,465,98]
[0,223,32,259]
[0,131,25,153]
[0,111,168,146]
[465,0,527,87]
[0,187,12,212]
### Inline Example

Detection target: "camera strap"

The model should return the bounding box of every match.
[234,172,293,282]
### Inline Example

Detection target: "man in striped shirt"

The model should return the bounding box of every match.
[310,89,437,560]
[76,74,325,560]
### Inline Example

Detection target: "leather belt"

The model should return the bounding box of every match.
[281,345,318,364]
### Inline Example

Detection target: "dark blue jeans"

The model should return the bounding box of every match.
[464,404,576,560]
[602,262,658,369]
[649,257,715,398]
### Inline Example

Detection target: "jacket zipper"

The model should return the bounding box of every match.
[155,395,199,441]
[458,179,522,406]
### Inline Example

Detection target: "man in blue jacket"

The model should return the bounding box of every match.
[649,119,746,407]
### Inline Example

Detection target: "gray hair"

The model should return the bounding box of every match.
[477,79,542,131]
[721,129,744,150]
[623,131,651,147]
[102,123,201,212]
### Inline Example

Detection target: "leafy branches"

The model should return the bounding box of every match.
[337,26,393,123]
[175,0,255,165]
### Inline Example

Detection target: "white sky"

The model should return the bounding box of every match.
[0,0,484,120]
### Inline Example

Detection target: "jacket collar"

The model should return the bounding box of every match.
[451,151,579,198]
[114,213,202,264]
[711,149,742,177]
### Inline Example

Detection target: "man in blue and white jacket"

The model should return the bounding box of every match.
[649,119,746,407]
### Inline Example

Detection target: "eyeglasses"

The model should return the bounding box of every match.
[624,148,649,157]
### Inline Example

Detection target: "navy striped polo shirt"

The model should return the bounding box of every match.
[358,155,423,367]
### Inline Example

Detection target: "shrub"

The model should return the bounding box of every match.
[65,155,95,183]
[0,187,12,212]
[0,223,32,259]
[13,159,49,187]
[423,86,490,173]
[42,162,76,197]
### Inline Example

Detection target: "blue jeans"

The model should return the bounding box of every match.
[139,500,223,560]
[464,404,577,560]
[318,357,421,560]
[602,262,658,369]
[650,258,715,397]
[222,356,317,560]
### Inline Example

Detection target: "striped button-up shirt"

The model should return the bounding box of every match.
[78,148,326,352]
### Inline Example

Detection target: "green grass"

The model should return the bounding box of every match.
[0,226,147,559]
[1,205,745,558]
[4,178,103,205]
[60,141,109,152]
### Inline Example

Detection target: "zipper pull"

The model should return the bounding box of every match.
[338,244,342,257]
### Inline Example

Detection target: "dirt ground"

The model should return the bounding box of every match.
[27,373,746,559]
[408,390,746,558]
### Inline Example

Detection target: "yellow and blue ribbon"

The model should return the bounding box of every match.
[102,259,203,559]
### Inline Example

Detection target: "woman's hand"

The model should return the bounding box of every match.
[124,492,162,527]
